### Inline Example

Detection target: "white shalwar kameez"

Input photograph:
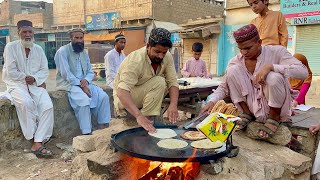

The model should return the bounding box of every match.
[54,43,111,134]
[2,40,54,142]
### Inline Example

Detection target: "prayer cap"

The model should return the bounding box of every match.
[149,28,171,43]
[17,20,33,29]
[68,28,86,34]
[233,24,259,43]
[115,34,126,40]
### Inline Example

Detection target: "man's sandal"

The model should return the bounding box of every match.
[258,118,280,139]
[236,112,255,130]
[31,145,53,158]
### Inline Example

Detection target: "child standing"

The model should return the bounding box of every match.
[181,42,212,78]
[248,0,288,47]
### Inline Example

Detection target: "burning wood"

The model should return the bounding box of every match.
[138,162,200,180]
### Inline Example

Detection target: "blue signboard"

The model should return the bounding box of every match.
[170,33,181,44]
[281,0,320,18]
[0,29,9,36]
[85,12,121,30]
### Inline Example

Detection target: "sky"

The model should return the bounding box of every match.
[0,0,53,3]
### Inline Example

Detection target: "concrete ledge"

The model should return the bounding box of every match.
[0,88,114,153]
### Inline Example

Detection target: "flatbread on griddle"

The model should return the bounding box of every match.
[157,139,188,149]
[180,131,206,141]
[148,129,177,139]
[191,139,224,149]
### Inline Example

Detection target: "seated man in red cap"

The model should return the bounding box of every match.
[200,24,308,145]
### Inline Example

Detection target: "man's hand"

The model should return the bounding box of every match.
[200,101,214,114]
[80,79,88,88]
[254,64,273,86]
[292,100,298,108]
[309,124,320,135]
[25,76,35,85]
[167,104,179,124]
[136,115,156,133]
[38,82,46,89]
[81,86,91,97]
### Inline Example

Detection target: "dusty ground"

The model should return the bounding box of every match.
[0,68,320,180]
[0,137,74,180]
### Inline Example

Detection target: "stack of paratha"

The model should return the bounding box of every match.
[210,100,239,116]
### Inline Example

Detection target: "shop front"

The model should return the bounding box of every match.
[281,0,320,75]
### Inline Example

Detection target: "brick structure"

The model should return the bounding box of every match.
[154,0,224,24]
[53,0,223,26]
[0,0,53,28]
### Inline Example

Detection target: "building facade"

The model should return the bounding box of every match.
[50,0,224,73]
[0,0,53,64]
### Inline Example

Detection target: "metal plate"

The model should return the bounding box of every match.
[111,125,231,162]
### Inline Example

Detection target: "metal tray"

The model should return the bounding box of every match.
[111,125,232,163]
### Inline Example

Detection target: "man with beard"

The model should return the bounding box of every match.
[54,29,111,135]
[200,24,307,145]
[104,34,126,88]
[113,28,179,133]
[2,20,54,157]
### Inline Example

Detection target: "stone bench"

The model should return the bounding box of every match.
[0,88,114,153]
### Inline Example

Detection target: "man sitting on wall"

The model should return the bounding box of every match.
[200,24,308,145]
[2,20,54,157]
[54,29,111,135]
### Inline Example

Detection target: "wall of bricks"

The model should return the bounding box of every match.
[53,0,152,26]
[0,0,53,26]
[153,0,224,24]
[52,0,85,26]
[14,13,44,28]
[53,0,223,26]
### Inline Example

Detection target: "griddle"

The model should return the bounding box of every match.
[111,125,232,163]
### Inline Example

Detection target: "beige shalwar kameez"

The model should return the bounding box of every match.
[113,47,178,117]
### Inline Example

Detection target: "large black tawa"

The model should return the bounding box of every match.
[111,125,232,163]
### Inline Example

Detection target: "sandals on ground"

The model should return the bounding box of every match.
[236,112,255,130]
[31,145,53,158]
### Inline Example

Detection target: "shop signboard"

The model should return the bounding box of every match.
[0,29,9,36]
[292,15,320,25]
[85,12,121,30]
[281,0,320,25]
[281,0,320,18]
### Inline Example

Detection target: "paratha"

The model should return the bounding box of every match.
[180,131,206,140]
[157,139,188,149]
[148,129,177,139]
[191,139,224,149]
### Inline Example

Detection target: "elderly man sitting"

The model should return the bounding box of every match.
[201,24,308,145]
[2,20,54,157]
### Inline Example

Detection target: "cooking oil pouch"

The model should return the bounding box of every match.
[196,113,240,142]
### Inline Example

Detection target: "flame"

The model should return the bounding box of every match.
[147,148,199,178]
[122,149,200,179]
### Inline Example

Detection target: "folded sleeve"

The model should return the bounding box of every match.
[273,47,308,80]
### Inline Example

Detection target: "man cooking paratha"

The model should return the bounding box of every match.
[113,28,179,133]
[200,24,308,144]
